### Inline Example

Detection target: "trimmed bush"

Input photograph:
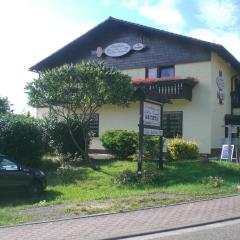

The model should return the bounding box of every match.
[100,129,138,159]
[143,136,160,161]
[114,169,163,185]
[200,176,224,187]
[166,138,199,161]
[0,114,45,167]
[40,156,61,171]
[114,170,138,184]
[41,115,86,157]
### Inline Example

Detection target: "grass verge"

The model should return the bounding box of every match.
[1,159,240,225]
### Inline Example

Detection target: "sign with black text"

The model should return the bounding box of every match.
[143,102,161,127]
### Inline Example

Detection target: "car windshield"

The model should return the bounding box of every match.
[0,158,18,171]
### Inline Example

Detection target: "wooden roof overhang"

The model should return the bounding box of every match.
[132,77,198,102]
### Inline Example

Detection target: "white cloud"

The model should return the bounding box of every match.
[189,28,240,61]
[0,1,93,114]
[122,0,142,8]
[101,0,113,5]
[198,0,239,30]
[121,0,185,33]
[139,0,185,32]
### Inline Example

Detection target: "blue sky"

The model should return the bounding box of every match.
[0,0,240,114]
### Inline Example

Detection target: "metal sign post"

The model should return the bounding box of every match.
[158,105,164,169]
[227,124,232,161]
[138,99,163,176]
[138,99,144,176]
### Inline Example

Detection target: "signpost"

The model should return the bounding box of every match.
[138,99,163,176]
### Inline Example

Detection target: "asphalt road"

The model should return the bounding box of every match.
[126,219,240,240]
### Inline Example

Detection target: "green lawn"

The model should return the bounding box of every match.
[1,159,240,225]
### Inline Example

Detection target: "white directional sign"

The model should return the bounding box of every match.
[144,128,163,136]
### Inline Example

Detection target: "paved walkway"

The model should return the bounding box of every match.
[1,195,240,240]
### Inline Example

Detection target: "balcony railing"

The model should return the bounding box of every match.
[132,78,198,101]
[231,91,240,108]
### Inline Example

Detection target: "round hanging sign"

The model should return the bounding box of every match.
[96,46,103,58]
[133,43,145,51]
[104,42,131,57]
[216,75,224,90]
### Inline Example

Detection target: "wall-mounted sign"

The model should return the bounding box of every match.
[94,42,146,58]
[133,43,145,51]
[216,70,224,104]
[104,42,131,57]
[143,102,161,127]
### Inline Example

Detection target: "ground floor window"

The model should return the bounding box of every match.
[162,111,183,138]
[89,113,99,137]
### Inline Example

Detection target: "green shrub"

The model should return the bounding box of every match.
[41,114,86,158]
[114,169,162,185]
[114,170,138,184]
[200,176,224,187]
[100,129,138,159]
[143,136,160,161]
[166,138,199,161]
[40,156,61,171]
[0,114,45,167]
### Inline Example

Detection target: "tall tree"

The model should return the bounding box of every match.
[25,61,134,166]
[0,96,12,114]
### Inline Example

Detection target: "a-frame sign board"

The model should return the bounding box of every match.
[220,144,238,161]
[222,124,240,162]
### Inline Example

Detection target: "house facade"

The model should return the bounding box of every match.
[30,17,240,155]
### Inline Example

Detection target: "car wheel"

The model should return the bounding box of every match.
[29,180,43,195]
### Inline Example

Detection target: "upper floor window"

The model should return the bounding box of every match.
[148,68,158,78]
[146,66,175,78]
[160,67,174,77]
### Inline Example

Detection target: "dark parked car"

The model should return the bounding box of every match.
[0,154,47,195]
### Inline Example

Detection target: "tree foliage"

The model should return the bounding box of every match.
[0,96,12,114]
[25,61,135,164]
[41,113,86,156]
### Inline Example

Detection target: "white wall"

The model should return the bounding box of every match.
[160,62,212,153]
[92,64,213,153]
[210,52,236,149]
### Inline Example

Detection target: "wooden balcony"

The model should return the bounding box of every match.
[132,77,198,101]
[231,91,240,108]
